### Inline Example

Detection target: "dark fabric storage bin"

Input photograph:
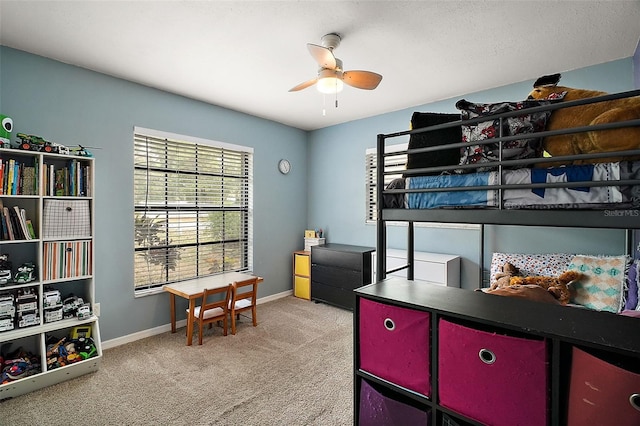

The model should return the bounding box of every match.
[358,379,430,426]
[359,298,431,396]
[567,347,640,426]
[438,318,549,426]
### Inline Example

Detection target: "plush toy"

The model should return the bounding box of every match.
[528,73,640,165]
[509,270,582,305]
[484,262,582,305]
[488,262,521,291]
[0,114,13,148]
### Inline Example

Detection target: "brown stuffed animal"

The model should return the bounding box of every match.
[509,270,582,305]
[528,73,640,165]
[488,262,521,291]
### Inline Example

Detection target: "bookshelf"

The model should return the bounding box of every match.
[0,147,100,399]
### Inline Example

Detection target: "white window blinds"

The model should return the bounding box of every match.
[365,143,407,222]
[133,128,253,293]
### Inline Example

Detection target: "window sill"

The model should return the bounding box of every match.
[134,286,165,298]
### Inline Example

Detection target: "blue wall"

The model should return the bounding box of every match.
[0,47,308,341]
[0,46,635,341]
[635,37,640,89]
[308,59,634,289]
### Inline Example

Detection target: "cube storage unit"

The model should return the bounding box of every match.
[0,148,99,400]
[293,250,311,300]
[354,278,640,425]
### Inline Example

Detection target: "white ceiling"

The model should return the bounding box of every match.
[1,1,639,131]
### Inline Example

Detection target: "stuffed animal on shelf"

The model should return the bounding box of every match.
[509,270,583,305]
[528,73,640,165]
[484,262,582,305]
[488,262,521,291]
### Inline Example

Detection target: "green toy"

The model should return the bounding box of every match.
[0,114,13,148]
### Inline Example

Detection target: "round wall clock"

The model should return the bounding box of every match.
[278,159,291,174]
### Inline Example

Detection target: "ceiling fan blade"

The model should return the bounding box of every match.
[342,70,383,90]
[307,43,337,69]
[289,77,318,92]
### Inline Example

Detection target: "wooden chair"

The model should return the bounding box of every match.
[229,277,261,335]
[186,285,231,345]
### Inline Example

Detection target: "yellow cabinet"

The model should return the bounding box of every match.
[293,250,311,300]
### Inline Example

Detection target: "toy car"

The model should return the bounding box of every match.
[43,289,62,308]
[0,254,12,285]
[62,295,84,318]
[15,133,70,154]
[15,262,36,283]
[76,303,91,320]
[0,294,15,317]
[0,269,11,285]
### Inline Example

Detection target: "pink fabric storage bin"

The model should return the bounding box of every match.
[359,298,430,396]
[567,347,640,426]
[438,318,549,426]
[358,379,430,425]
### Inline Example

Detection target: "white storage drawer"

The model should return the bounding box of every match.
[372,249,460,287]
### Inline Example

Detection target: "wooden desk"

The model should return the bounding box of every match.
[163,272,262,346]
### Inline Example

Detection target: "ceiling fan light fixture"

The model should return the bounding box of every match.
[317,76,344,94]
[316,68,344,94]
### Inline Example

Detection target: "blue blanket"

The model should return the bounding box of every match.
[408,172,494,209]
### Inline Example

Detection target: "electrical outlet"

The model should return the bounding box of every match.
[94,302,100,317]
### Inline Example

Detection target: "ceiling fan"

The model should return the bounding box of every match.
[289,33,383,94]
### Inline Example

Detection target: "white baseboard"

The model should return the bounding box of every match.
[102,289,293,350]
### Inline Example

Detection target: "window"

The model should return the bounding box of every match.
[365,143,479,230]
[365,143,407,222]
[133,127,253,294]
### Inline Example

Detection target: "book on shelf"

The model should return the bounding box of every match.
[6,158,15,195]
[14,206,31,240]
[25,219,36,239]
[0,200,7,240]
[0,210,7,240]
[8,207,25,240]
[3,206,15,240]
[21,166,36,195]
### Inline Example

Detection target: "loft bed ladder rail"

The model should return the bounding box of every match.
[376,134,416,281]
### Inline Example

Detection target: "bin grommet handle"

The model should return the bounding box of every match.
[383,318,395,331]
[479,348,496,364]
[630,393,640,411]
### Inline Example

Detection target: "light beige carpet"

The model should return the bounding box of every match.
[1,296,354,425]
